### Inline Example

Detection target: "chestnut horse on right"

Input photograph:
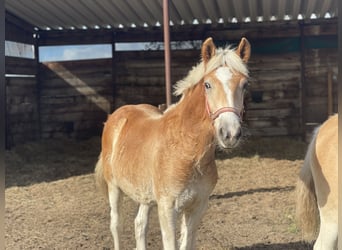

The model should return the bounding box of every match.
[296,114,338,250]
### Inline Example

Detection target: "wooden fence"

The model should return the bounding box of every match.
[246,52,302,136]
[5,57,39,148]
[39,60,113,139]
[5,42,338,147]
[303,48,338,123]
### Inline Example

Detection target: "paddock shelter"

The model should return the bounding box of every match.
[4,0,338,149]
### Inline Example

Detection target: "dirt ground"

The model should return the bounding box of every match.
[5,136,313,249]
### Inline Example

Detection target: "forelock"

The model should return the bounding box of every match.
[174,45,249,96]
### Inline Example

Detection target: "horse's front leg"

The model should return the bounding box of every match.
[179,199,208,250]
[157,198,177,250]
[135,204,151,250]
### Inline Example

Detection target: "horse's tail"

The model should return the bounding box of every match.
[94,153,108,199]
[295,130,320,242]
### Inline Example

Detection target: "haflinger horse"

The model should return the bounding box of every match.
[95,37,251,250]
[296,114,338,250]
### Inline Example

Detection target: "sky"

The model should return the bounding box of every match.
[39,44,112,62]
[5,41,147,62]
[6,41,200,62]
[39,43,151,62]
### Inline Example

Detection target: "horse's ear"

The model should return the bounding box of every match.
[236,37,251,63]
[201,37,216,64]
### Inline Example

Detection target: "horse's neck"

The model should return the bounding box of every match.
[164,83,215,148]
[169,84,209,123]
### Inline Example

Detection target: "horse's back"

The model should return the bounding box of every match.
[313,114,338,212]
[103,104,162,142]
[109,104,162,121]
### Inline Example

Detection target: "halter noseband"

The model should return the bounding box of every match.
[205,97,244,121]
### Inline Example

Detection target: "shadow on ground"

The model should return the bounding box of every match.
[5,137,100,188]
[5,136,306,188]
[210,186,295,200]
[234,241,312,250]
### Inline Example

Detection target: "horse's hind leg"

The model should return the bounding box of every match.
[179,200,208,250]
[108,184,123,250]
[314,212,338,250]
[134,204,150,250]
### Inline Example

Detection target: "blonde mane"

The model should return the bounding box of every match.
[174,46,249,96]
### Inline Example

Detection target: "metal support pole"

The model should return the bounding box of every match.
[163,0,172,107]
[34,34,42,141]
[111,32,117,112]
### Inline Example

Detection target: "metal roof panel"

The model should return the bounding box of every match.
[5,0,338,31]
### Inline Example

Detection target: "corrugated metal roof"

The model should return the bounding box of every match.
[5,0,338,31]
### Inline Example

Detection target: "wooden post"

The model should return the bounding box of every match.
[0,2,5,248]
[34,33,42,140]
[163,0,172,108]
[327,69,333,117]
[299,22,307,141]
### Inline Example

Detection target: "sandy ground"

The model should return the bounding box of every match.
[5,136,313,249]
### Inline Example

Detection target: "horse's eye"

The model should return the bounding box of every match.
[205,82,211,89]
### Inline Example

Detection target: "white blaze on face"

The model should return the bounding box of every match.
[215,67,233,107]
[214,66,241,148]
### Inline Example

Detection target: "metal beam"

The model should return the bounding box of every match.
[163,0,172,107]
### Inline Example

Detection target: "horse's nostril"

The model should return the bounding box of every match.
[220,128,231,140]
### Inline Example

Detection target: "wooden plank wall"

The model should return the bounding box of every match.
[304,48,338,123]
[37,51,196,140]
[6,46,337,144]
[302,47,338,140]
[5,57,39,148]
[39,59,113,139]
[114,50,199,107]
[114,51,167,107]
[246,53,301,136]
[37,46,336,140]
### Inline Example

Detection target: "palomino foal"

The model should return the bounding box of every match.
[296,114,338,250]
[95,37,251,250]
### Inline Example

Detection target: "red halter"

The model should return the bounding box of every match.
[205,98,244,121]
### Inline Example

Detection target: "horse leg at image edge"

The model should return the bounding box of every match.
[314,215,338,250]
[108,185,123,250]
[135,204,151,250]
[179,200,208,250]
[157,200,177,250]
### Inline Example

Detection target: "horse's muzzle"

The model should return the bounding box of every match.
[215,112,242,149]
[218,126,242,148]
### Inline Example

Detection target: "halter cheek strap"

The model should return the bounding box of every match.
[205,98,244,121]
